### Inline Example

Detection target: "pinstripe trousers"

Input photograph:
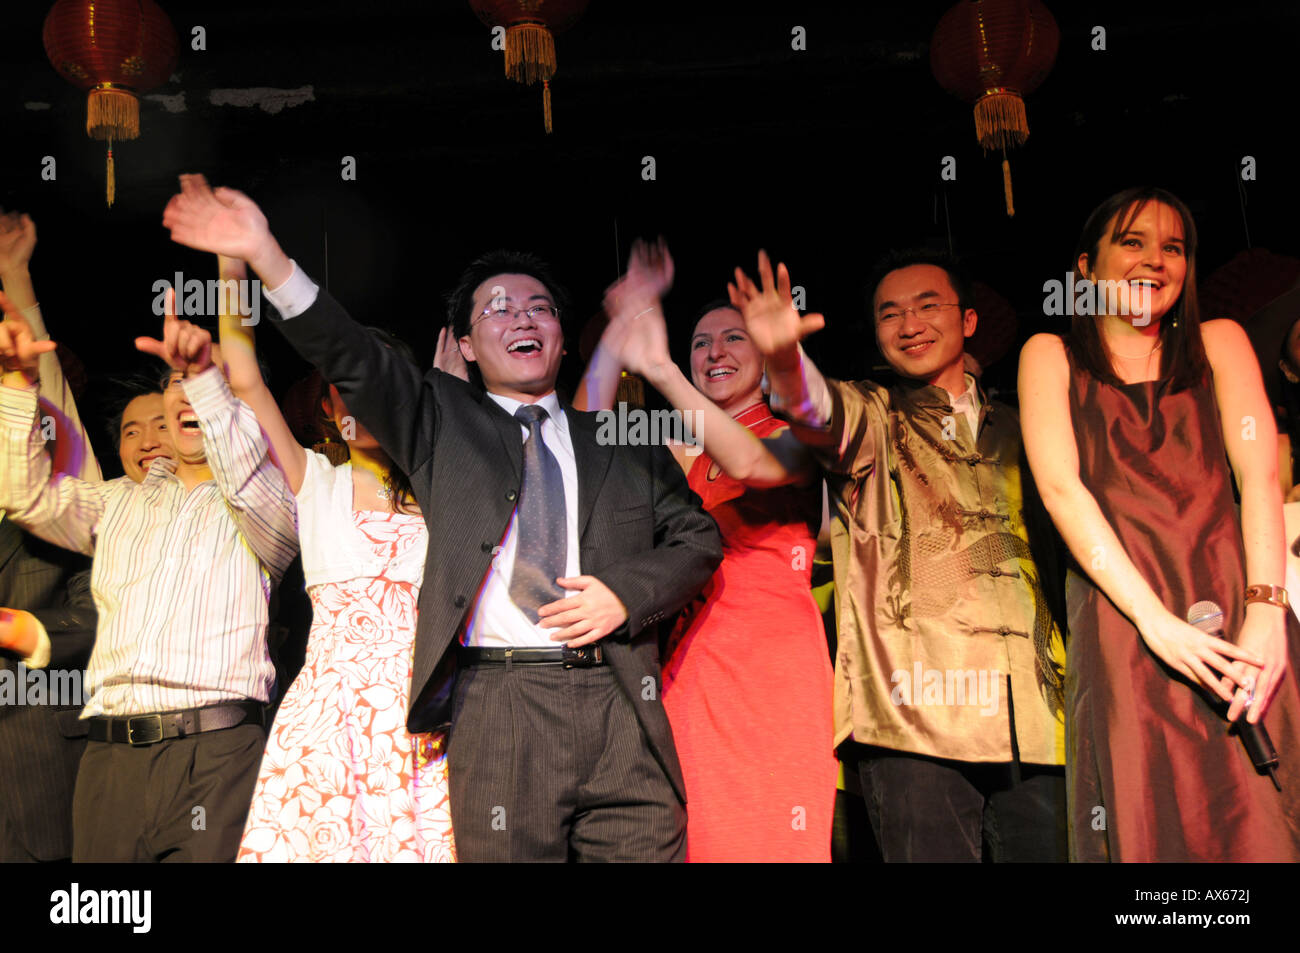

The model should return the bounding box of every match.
[446,662,686,862]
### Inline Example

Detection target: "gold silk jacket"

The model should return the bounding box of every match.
[790,376,1065,766]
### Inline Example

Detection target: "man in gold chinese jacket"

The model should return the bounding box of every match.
[732,249,1066,862]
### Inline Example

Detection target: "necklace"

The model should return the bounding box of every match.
[1108,339,1163,360]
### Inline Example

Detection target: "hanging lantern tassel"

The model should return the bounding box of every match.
[87,86,141,209]
[1002,156,1014,218]
[973,92,1029,219]
[106,139,116,208]
[504,22,559,133]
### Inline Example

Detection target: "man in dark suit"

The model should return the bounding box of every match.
[164,174,722,861]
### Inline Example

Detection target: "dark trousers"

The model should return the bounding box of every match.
[71,723,265,862]
[856,745,1066,862]
[447,662,685,862]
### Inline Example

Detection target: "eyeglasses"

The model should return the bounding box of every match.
[473,302,560,326]
[877,302,960,323]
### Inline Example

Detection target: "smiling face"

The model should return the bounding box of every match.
[162,371,207,466]
[873,264,976,394]
[457,273,565,403]
[1078,200,1187,325]
[690,307,764,414]
[118,392,171,482]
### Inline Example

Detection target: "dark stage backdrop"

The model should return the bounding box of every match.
[2,0,1297,471]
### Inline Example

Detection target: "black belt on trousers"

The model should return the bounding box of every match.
[86,701,266,746]
[457,644,606,668]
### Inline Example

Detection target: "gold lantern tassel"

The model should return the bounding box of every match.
[504,22,557,84]
[543,79,552,134]
[1002,156,1014,218]
[106,139,116,208]
[973,92,1029,151]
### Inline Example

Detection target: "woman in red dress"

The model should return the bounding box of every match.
[577,241,836,861]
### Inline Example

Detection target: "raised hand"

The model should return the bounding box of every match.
[135,288,213,377]
[434,325,470,381]
[728,250,824,367]
[163,174,271,263]
[602,250,677,381]
[626,237,674,301]
[0,211,37,275]
[0,291,57,383]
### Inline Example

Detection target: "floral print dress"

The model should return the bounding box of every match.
[238,459,454,862]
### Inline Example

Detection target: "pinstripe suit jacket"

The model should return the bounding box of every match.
[271,291,722,802]
[0,517,96,861]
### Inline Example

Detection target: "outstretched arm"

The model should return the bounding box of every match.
[606,241,813,487]
[215,255,309,493]
[0,294,107,554]
[136,306,298,582]
[573,238,675,414]
[729,250,829,429]
[0,210,100,483]
[163,174,436,477]
[1018,331,1260,706]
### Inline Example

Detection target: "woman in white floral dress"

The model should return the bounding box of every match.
[214,261,455,862]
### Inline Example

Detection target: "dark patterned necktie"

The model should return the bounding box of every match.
[508,404,567,622]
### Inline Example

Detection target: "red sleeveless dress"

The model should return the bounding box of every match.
[663,402,836,861]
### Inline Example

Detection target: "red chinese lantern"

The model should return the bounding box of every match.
[930,0,1059,217]
[469,0,590,133]
[43,0,179,207]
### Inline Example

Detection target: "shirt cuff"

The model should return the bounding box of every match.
[180,364,235,419]
[262,260,320,319]
[22,619,51,670]
[0,382,39,430]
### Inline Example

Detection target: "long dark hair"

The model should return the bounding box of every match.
[317,327,419,514]
[1068,186,1208,391]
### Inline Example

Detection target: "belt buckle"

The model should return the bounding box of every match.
[126,714,164,746]
[561,645,602,668]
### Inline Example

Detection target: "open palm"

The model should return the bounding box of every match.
[163,174,269,261]
[728,250,824,360]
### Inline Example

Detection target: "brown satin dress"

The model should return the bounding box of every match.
[1064,345,1300,861]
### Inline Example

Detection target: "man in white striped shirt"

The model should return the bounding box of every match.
[0,293,298,862]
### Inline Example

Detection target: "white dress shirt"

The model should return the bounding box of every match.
[0,367,298,716]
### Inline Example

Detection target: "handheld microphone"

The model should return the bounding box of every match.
[1187,601,1281,791]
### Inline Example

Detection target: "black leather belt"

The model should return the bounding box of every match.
[87,701,266,746]
[458,645,606,668]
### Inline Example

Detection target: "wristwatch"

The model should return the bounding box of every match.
[1244,584,1290,610]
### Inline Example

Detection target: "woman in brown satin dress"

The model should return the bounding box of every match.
[1019,186,1300,861]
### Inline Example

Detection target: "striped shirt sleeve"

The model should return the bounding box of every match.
[183,366,299,583]
[0,383,108,555]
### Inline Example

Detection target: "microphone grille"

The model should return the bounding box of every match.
[1187,600,1224,634]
